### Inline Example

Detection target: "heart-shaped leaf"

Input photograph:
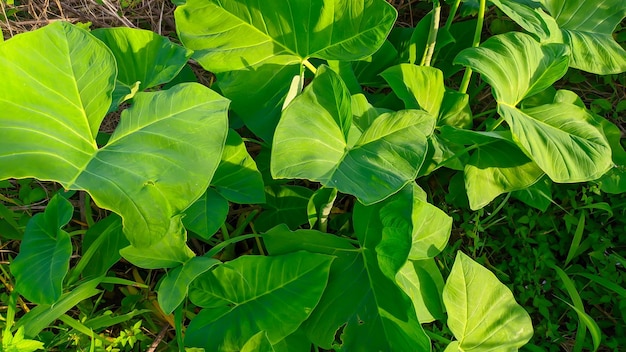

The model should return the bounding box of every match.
[541,0,626,74]
[11,195,73,304]
[175,0,397,141]
[185,251,333,351]
[396,258,446,324]
[443,252,533,350]
[0,23,229,263]
[272,65,433,204]
[455,32,611,183]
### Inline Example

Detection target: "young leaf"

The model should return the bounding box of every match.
[272,66,433,204]
[0,22,230,263]
[211,129,265,204]
[183,188,229,240]
[541,0,626,74]
[254,185,313,232]
[92,26,192,109]
[443,252,533,350]
[157,256,221,314]
[241,331,275,352]
[11,195,73,304]
[185,252,333,351]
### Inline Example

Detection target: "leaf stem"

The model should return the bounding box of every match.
[424,329,453,345]
[458,0,486,94]
[303,59,317,74]
[420,0,441,67]
[445,0,461,30]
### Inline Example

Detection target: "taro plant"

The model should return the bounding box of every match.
[0,0,624,350]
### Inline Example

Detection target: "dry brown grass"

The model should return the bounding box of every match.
[1,0,177,39]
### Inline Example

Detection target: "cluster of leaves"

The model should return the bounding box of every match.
[0,0,624,351]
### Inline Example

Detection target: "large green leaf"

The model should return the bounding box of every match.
[175,0,397,72]
[0,23,229,263]
[183,188,229,240]
[541,0,626,74]
[455,32,612,183]
[263,224,431,351]
[272,66,433,204]
[381,65,445,116]
[175,0,396,141]
[499,104,611,182]
[185,252,333,351]
[443,252,533,351]
[11,195,73,304]
[79,215,128,280]
[455,32,569,105]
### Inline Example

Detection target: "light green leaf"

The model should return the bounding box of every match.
[499,103,611,182]
[158,256,221,314]
[381,64,445,116]
[92,27,192,91]
[183,188,229,240]
[455,32,569,105]
[254,185,313,232]
[307,187,338,230]
[185,252,333,351]
[119,217,195,269]
[443,252,533,351]
[175,0,397,72]
[272,66,433,204]
[175,0,396,141]
[1,327,44,352]
[11,195,73,304]
[0,23,230,263]
[490,0,562,42]
[541,0,626,74]
[241,331,275,352]
[212,129,265,204]
[406,184,452,260]
[396,259,445,323]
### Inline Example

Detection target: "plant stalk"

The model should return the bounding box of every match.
[459,0,486,94]
[420,0,441,67]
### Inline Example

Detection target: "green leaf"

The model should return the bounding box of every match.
[443,252,533,350]
[490,0,562,42]
[175,0,397,72]
[396,259,445,323]
[263,224,431,351]
[254,185,313,232]
[241,331,275,352]
[541,0,626,74]
[455,32,569,105]
[272,66,433,204]
[158,256,221,314]
[185,252,333,351]
[0,23,230,264]
[307,187,338,230]
[405,184,452,260]
[183,188,229,240]
[212,129,265,204]
[1,327,44,352]
[381,64,445,116]
[11,195,73,304]
[78,214,128,280]
[175,0,396,141]
[455,32,612,184]
[119,217,195,269]
[92,27,191,90]
[498,103,611,183]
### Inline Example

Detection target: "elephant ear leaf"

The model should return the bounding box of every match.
[0,22,229,266]
[541,0,626,74]
[455,32,612,184]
